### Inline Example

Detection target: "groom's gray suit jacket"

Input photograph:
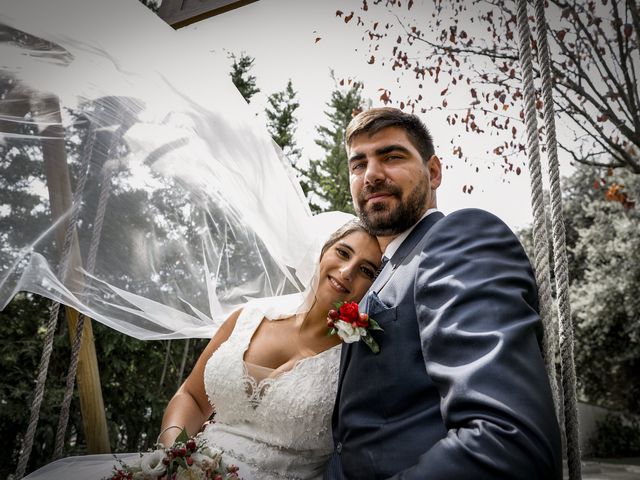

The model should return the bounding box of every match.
[326,208,562,479]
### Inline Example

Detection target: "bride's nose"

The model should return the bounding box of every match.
[339,263,354,282]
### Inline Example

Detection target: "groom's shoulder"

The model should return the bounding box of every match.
[425,209,520,247]
[439,208,516,234]
[443,207,504,224]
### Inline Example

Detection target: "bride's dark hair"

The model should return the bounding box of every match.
[319,219,374,259]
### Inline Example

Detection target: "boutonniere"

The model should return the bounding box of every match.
[327,301,383,354]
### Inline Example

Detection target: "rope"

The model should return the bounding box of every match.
[513,0,560,411]
[532,0,582,477]
[15,118,94,479]
[52,128,119,459]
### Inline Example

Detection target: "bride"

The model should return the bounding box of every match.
[158,220,381,479]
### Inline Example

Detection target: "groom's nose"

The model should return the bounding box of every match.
[363,158,385,186]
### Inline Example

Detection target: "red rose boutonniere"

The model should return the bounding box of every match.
[327,301,383,354]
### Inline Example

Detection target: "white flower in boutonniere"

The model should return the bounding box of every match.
[327,301,384,354]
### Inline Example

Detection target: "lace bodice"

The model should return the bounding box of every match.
[203,297,340,479]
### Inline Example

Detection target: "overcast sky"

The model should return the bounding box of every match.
[176,0,574,231]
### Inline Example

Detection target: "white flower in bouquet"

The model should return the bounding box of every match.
[191,450,220,471]
[139,449,167,477]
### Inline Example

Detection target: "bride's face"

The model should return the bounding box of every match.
[316,230,381,306]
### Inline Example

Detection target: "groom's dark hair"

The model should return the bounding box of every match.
[345,107,435,164]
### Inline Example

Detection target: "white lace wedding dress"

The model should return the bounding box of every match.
[23,298,340,480]
[201,299,340,479]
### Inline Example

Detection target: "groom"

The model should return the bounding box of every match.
[325,108,562,479]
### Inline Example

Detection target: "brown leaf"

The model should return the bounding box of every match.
[336,10,343,17]
[440,88,448,96]
[362,0,368,11]
[624,24,633,39]
[315,37,321,43]
[557,30,566,41]
[408,0,414,9]
[368,55,375,64]
[345,11,354,23]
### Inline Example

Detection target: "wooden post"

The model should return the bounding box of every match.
[32,92,111,454]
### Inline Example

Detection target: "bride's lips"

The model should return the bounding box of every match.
[328,276,350,294]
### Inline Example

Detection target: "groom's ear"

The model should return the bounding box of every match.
[427,155,442,190]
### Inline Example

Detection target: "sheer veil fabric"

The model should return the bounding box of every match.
[0,0,352,339]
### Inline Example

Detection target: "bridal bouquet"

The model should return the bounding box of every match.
[104,428,240,480]
[327,301,383,353]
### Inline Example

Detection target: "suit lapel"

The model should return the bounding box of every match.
[337,212,444,384]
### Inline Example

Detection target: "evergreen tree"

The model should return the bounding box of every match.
[229,53,260,103]
[306,79,364,213]
[265,79,301,163]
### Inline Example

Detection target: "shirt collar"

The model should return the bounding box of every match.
[382,208,438,260]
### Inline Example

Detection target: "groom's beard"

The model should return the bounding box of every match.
[356,177,429,236]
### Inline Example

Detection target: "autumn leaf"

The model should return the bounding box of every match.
[624,24,633,38]
[408,0,414,10]
[345,11,354,23]
[557,29,567,41]
[336,10,343,17]
[315,37,321,43]
[362,0,368,11]
[368,55,375,64]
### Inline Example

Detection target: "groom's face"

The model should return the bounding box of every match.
[348,126,441,237]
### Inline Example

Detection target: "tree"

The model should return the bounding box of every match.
[265,79,302,164]
[518,164,639,414]
[306,77,365,213]
[338,0,640,177]
[229,52,260,103]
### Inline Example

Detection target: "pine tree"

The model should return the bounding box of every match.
[229,53,260,103]
[265,79,301,163]
[306,79,364,213]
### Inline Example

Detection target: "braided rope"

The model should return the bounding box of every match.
[513,0,559,410]
[532,0,582,477]
[15,117,94,479]
[53,130,118,459]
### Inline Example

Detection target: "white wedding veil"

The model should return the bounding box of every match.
[0,0,352,340]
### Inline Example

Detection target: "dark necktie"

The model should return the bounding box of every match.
[375,256,389,279]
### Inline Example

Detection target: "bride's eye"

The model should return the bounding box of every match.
[336,248,349,259]
[361,265,375,279]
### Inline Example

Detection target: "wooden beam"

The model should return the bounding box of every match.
[32,91,111,454]
[158,0,258,29]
